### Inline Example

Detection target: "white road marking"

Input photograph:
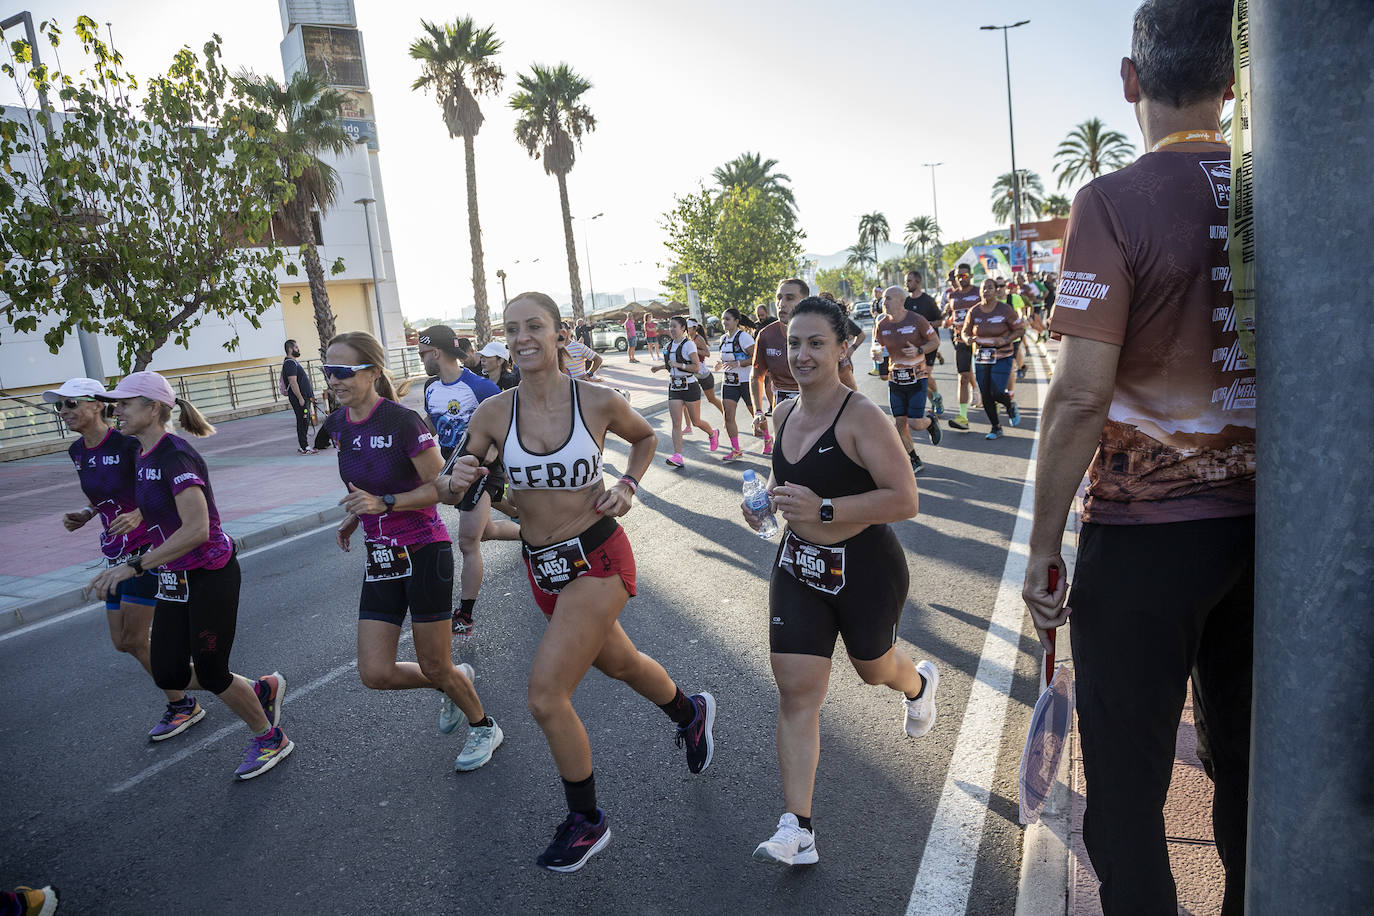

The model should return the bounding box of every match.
[0,520,339,644]
[905,355,1044,916]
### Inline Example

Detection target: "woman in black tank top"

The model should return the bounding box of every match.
[740,297,942,869]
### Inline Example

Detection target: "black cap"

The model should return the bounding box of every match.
[417,325,460,358]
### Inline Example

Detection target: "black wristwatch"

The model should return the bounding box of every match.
[382,494,396,510]
[126,555,145,575]
[819,499,834,523]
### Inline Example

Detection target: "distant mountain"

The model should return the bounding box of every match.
[806,241,909,271]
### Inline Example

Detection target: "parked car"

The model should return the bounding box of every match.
[590,322,649,352]
[853,301,873,319]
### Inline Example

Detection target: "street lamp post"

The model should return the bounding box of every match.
[922,161,944,284]
[353,197,387,367]
[981,20,1030,243]
[496,269,508,307]
[579,212,604,314]
[5,9,106,381]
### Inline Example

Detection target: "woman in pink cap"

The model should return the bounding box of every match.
[48,376,200,742]
[84,371,294,781]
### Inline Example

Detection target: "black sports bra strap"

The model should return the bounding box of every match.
[828,391,856,434]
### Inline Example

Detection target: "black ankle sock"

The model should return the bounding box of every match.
[906,672,928,701]
[467,715,493,729]
[563,772,597,819]
[458,598,476,617]
[795,814,813,831]
[659,688,696,727]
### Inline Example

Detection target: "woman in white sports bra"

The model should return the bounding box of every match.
[650,315,718,469]
[438,291,716,874]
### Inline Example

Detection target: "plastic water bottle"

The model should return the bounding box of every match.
[742,470,779,539]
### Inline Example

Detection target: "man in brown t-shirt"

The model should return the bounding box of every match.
[1021,2,1252,912]
[875,285,941,473]
[944,264,985,428]
[752,278,807,456]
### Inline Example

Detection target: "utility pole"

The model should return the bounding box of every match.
[4,10,106,381]
[923,161,944,284]
[580,212,603,314]
[981,20,1029,243]
[354,198,387,364]
[1248,0,1373,911]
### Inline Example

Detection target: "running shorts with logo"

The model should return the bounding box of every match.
[358,540,454,626]
[768,524,907,661]
[668,380,703,402]
[888,378,929,419]
[522,516,636,617]
[150,550,242,695]
[108,552,158,611]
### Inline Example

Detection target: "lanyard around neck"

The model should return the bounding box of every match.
[1150,129,1226,152]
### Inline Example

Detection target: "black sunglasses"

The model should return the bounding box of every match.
[58,398,96,410]
[322,363,375,380]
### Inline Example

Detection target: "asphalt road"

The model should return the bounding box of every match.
[0,337,1051,915]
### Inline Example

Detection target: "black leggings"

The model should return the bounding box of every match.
[975,356,1015,428]
[151,554,242,695]
[289,396,310,450]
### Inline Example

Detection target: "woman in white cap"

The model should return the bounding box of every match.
[84,371,294,781]
[48,377,201,741]
[478,340,519,391]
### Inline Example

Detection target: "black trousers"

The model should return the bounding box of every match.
[289,395,310,450]
[1069,516,1254,916]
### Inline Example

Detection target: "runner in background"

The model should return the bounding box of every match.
[440,291,716,873]
[652,315,718,468]
[875,285,942,473]
[742,297,936,868]
[904,271,945,413]
[417,325,517,639]
[689,318,727,428]
[325,331,503,773]
[944,263,985,430]
[1005,279,1028,386]
[48,377,197,741]
[715,307,757,462]
[84,371,293,781]
[752,279,808,455]
[963,278,1025,440]
[477,340,520,391]
[559,327,604,382]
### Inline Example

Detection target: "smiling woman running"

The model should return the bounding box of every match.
[741,297,940,867]
[324,331,502,773]
[440,291,716,873]
[84,372,292,780]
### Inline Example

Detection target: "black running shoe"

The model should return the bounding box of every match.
[537,810,611,873]
[675,693,716,774]
[926,416,942,446]
[911,454,925,475]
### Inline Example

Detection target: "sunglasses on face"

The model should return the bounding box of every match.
[58,398,96,410]
[322,363,374,380]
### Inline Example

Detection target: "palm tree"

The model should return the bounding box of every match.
[857,212,889,269]
[1043,194,1071,218]
[1053,117,1135,190]
[410,18,503,345]
[236,70,352,358]
[991,171,1045,225]
[903,215,939,282]
[844,243,876,275]
[712,152,796,218]
[510,62,596,322]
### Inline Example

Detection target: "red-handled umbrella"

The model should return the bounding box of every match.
[1019,565,1075,825]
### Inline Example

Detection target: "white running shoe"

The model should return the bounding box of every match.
[904,659,940,738]
[752,813,818,866]
[439,663,475,735]
[455,718,503,772]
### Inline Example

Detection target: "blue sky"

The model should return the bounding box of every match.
[8,0,1142,316]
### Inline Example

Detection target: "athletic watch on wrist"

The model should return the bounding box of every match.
[819,499,834,523]
[125,555,144,575]
[382,494,396,510]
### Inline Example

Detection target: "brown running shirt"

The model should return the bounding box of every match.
[962,302,1024,361]
[1050,149,1255,525]
[752,320,797,391]
[946,288,983,344]
[875,309,936,383]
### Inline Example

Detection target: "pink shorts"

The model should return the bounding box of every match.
[522,520,637,617]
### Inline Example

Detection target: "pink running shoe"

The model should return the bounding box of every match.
[665,453,685,468]
[761,437,773,456]
[708,430,720,452]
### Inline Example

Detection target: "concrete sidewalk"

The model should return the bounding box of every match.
[1018,334,1225,916]
[0,350,669,632]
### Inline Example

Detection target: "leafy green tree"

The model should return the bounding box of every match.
[660,184,803,315]
[991,171,1045,224]
[1043,194,1071,218]
[903,215,940,283]
[814,266,870,301]
[0,18,293,371]
[844,243,876,274]
[236,69,353,359]
[857,211,889,268]
[410,17,502,345]
[510,62,596,322]
[1052,117,1134,190]
[712,152,796,219]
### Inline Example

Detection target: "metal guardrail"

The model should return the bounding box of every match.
[0,346,423,452]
